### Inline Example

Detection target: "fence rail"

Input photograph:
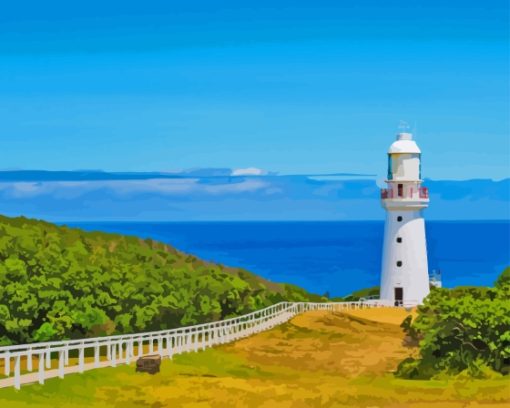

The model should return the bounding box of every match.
[0,301,397,390]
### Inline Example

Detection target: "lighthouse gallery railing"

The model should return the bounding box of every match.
[381,187,428,200]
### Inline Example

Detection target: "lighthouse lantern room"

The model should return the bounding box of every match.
[380,131,430,306]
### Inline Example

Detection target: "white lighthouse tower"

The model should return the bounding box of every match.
[380,131,430,306]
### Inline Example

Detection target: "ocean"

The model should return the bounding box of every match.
[68,221,510,297]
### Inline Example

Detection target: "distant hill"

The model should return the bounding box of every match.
[0,215,323,345]
[0,170,508,221]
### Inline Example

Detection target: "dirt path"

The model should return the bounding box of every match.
[225,309,414,377]
[0,309,508,408]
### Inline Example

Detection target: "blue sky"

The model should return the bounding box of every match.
[0,1,508,180]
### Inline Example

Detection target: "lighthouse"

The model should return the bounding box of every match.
[380,131,430,306]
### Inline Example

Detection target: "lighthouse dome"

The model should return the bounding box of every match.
[388,133,421,154]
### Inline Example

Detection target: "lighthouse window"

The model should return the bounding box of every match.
[397,216,403,222]
[396,237,402,243]
[396,261,403,267]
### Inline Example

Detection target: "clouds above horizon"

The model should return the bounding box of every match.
[0,173,507,221]
[0,178,275,199]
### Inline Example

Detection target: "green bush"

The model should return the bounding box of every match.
[396,268,510,379]
[0,215,325,345]
[335,286,380,302]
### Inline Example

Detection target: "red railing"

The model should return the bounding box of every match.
[381,187,428,200]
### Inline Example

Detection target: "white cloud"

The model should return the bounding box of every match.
[203,179,269,195]
[0,178,270,199]
[231,167,267,176]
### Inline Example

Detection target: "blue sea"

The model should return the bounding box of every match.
[68,221,510,297]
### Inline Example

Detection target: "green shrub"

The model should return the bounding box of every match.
[396,268,510,379]
[0,215,324,344]
[337,286,380,302]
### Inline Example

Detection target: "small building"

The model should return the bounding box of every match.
[379,132,430,306]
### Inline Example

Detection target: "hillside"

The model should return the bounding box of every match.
[0,215,323,345]
[0,309,507,407]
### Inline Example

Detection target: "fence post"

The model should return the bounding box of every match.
[138,338,143,357]
[38,352,45,385]
[27,348,33,372]
[126,340,132,365]
[45,347,51,369]
[78,345,85,373]
[4,352,9,376]
[58,350,65,379]
[158,336,163,356]
[174,335,180,354]
[167,336,172,358]
[14,354,21,390]
[94,343,100,368]
[111,343,117,367]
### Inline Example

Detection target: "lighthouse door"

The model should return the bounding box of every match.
[394,287,403,306]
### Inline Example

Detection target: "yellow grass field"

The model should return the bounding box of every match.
[0,309,508,407]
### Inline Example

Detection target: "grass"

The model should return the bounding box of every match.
[0,309,508,407]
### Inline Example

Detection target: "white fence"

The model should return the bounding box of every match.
[0,301,395,390]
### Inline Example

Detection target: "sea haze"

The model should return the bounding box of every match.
[67,221,510,297]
